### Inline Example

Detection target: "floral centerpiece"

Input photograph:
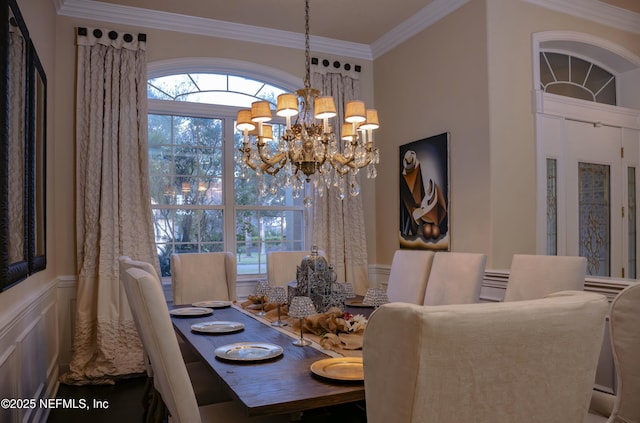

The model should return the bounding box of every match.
[299,307,367,352]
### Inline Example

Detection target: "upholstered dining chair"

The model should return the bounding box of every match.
[503,254,587,301]
[422,251,487,305]
[363,291,608,423]
[171,252,237,305]
[385,250,435,304]
[585,282,640,423]
[266,250,325,288]
[119,256,229,413]
[121,267,286,423]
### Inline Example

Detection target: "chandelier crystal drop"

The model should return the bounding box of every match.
[235,0,379,203]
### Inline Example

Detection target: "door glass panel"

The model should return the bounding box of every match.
[546,158,558,255]
[628,167,636,279]
[579,162,610,276]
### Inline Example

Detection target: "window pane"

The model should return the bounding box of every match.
[540,52,616,106]
[628,167,636,279]
[546,158,557,255]
[148,72,308,277]
[579,162,610,276]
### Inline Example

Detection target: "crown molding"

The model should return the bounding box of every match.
[56,0,374,60]
[55,0,640,62]
[370,0,471,59]
[523,0,640,36]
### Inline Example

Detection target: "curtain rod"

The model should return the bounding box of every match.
[77,27,147,42]
[312,57,361,73]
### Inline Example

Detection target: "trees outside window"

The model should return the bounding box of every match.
[147,72,307,277]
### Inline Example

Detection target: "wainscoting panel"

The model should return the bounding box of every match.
[0,281,59,423]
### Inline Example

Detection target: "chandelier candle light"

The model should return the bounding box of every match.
[236,0,380,203]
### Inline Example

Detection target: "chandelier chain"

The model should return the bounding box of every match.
[304,0,311,90]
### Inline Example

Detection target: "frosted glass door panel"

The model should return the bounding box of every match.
[566,120,621,277]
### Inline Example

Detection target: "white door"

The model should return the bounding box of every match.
[565,120,622,277]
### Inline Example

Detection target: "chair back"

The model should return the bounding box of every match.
[609,282,640,422]
[364,291,608,423]
[386,250,434,304]
[504,254,586,301]
[267,250,324,288]
[119,255,160,281]
[122,267,202,423]
[171,252,237,304]
[423,252,486,305]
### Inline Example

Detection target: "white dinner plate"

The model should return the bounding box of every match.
[191,321,244,334]
[192,300,233,309]
[310,357,364,381]
[169,307,213,317]
[214,342,283,362]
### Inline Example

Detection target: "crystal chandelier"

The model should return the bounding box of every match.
[235,0,379,203]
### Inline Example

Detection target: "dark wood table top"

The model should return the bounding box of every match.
[171,305,366,417]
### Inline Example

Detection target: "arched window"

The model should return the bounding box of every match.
[147,69,308,277]
[539,52,616,105]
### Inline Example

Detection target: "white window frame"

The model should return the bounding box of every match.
[147,58,312,280]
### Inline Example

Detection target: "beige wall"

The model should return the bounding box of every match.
[373,0,491,266]
[486,0,640,268]
[373,0,640,270]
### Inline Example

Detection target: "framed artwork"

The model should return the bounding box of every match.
[399,132,450,250]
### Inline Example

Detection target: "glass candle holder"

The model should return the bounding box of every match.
[363,287,389,308]
[269,286,288,327]
[255,280,271,316]
[288,296,316,346]
[340,282,356,299]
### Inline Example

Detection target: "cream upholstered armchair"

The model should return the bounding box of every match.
[385,250,435,304]
[503,254,587,301]
[266,250,325,287]
[267,251,309,287]
[171,252,237,304]
[121,267,286,423]
[585,282,640,423]
[363,291,608,423]
[422,252,486,305]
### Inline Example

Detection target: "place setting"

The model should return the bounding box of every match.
[191,300,233,309]
[190,320,245,334]
[214,342,284,362]
[169,306,214,317]
[310,357,364,383]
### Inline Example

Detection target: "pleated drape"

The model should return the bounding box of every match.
[61,27,160,385]
[310,67,371,295]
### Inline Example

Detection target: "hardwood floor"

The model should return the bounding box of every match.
[47,376,147,423]
[47,376,367,422]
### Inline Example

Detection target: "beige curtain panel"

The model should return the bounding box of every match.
[311,67,370,295]
[61,27,159,385]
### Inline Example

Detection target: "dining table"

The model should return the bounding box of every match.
[170,299,373,418]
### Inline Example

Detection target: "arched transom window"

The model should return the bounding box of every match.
[539,52,616,105]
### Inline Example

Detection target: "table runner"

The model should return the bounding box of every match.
[235,299,365,358]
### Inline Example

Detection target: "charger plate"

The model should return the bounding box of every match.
[169,307,213,317]
[192,300,233,309]
[310,357,364,381]
[191,321,244,334]
[214,342,283,362]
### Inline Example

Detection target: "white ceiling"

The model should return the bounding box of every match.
[56,0,640,60]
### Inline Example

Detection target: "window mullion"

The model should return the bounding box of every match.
[223,116,237,258]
